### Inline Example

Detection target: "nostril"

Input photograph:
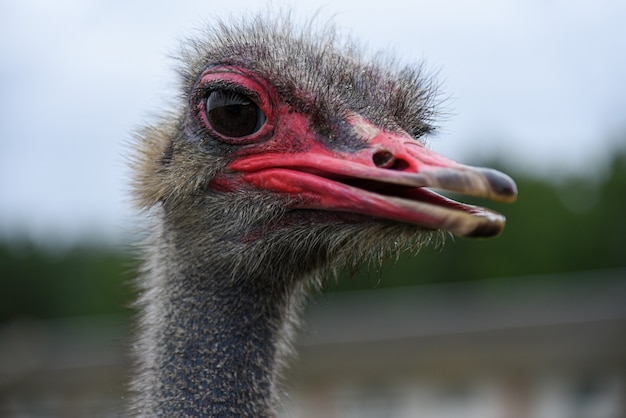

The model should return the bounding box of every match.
[389,159,409,171]
[373,150,409,171]
[373,150,394,168]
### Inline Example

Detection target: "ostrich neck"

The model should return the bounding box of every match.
[133,236,309,417]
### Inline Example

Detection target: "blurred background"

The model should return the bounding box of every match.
[1,1,625,417]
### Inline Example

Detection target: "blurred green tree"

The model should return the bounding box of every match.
[0,244,136,321]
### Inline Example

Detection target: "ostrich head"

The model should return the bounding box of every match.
[134,17,515,278]
[130,14,517,417]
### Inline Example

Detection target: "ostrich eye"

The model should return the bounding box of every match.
[206,90,266,138]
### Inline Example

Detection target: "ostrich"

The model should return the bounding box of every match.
[129,15,517,417]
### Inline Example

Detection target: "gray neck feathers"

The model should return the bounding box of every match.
[129,206,313,417]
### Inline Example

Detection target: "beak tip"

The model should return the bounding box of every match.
[478,167,518,202]
[463,216,506,238]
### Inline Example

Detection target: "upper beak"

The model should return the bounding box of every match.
[223,120,517,238]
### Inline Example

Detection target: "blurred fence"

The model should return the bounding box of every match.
[1,269,624,417]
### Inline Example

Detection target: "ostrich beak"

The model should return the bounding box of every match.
[223,118,517,238]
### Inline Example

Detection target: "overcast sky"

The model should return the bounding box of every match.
[1,0,625,244]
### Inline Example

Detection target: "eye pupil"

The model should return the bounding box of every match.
[206,90,266,138]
